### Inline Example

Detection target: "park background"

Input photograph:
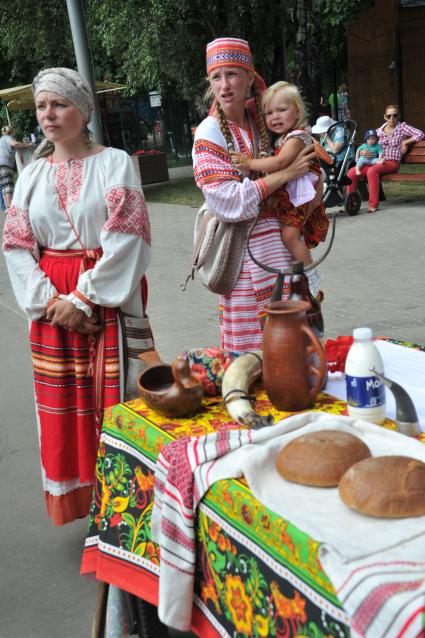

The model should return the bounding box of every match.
[1,0,425,166]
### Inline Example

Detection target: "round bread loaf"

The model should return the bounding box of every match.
[339,455,425,518]
[275,430,371,487]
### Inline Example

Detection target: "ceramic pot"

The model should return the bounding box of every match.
[262,300,326,411]
[136,355,204,417]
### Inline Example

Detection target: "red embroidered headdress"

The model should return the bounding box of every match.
[206,37,254,75]
[206,37,267,119]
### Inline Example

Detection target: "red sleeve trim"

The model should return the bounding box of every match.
[255,177,269,200]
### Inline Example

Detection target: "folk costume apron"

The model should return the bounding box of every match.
[31,248,121,525]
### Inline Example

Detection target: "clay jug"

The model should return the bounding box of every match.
[262,300,327,411]
[136,353,204,417]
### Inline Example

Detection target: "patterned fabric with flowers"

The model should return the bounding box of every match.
[83,339,425,637]
[84,403,350,637]
[183,346,238,396]
[195,507,349,637]
[89,438,159,564]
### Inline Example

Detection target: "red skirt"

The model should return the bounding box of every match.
[30,249,121,525]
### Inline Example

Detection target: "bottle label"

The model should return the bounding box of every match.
[345,374,385,409]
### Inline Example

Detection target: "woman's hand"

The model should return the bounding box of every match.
[46,299,103,334]
[230,150,251,170]
[46,299,84,330]
[76,315,104,335]
[401,141,410,155]
[360,149,374,159]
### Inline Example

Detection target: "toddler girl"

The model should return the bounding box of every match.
[231,81,328,294]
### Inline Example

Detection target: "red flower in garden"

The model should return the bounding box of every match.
[132,149,161,156]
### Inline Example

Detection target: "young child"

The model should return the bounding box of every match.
[230,81,328,294]
[355,128,384,175]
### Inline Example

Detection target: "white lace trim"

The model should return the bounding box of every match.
[66,292,93,317]
[42,468,94,496]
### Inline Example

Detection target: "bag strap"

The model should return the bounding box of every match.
[192,210,216,268]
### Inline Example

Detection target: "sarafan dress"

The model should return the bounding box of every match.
[193,115,293,354]
[264,129,329,249]
[2,147,153,525]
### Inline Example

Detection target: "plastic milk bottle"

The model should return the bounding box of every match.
[345,327,386,424]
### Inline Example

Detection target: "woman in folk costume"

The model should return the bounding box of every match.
[2,68,153,526]
[193,38,319,353]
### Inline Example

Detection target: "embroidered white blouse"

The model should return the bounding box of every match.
[3,147,151,321]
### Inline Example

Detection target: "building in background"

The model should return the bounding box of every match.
[348,0,425,134]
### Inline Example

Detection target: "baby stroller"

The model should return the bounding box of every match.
[318,119,360,215]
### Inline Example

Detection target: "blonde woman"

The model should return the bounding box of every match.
[193,39,317,353]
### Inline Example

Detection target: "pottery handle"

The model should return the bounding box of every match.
[302,324,327,400]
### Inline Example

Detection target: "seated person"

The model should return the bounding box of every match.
[311,115,355,174]
[355,128,384,176]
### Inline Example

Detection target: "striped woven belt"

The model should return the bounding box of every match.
[42,248,102,259]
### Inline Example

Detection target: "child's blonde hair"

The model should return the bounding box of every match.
[262,81,307,129]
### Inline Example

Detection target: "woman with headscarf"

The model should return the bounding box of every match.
[2,68,153,526]
[193,38,318,353]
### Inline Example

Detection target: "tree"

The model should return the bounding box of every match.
[0,0,374,126]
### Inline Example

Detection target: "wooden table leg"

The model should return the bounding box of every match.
[91,582,109,638]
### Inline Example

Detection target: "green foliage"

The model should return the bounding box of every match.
[0,1,74,83]
[0,0,374,124]
[86,0,297,99]
[319,0,374,27]
[5,110,37,140]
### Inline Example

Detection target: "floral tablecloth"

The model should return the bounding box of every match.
[81,339,425,638]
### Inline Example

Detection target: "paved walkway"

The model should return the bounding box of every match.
[1,198,424,636]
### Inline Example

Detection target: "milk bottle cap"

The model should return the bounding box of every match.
[353,327,373,341]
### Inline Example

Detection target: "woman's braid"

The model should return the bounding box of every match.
[215,102,235,151]
[252,82,270,158]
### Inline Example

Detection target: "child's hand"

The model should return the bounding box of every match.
[230,151,251,170]
[378,157,385,164]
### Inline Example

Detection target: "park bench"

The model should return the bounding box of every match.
[381,140,425,183]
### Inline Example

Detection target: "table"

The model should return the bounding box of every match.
[81,340,425,638]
